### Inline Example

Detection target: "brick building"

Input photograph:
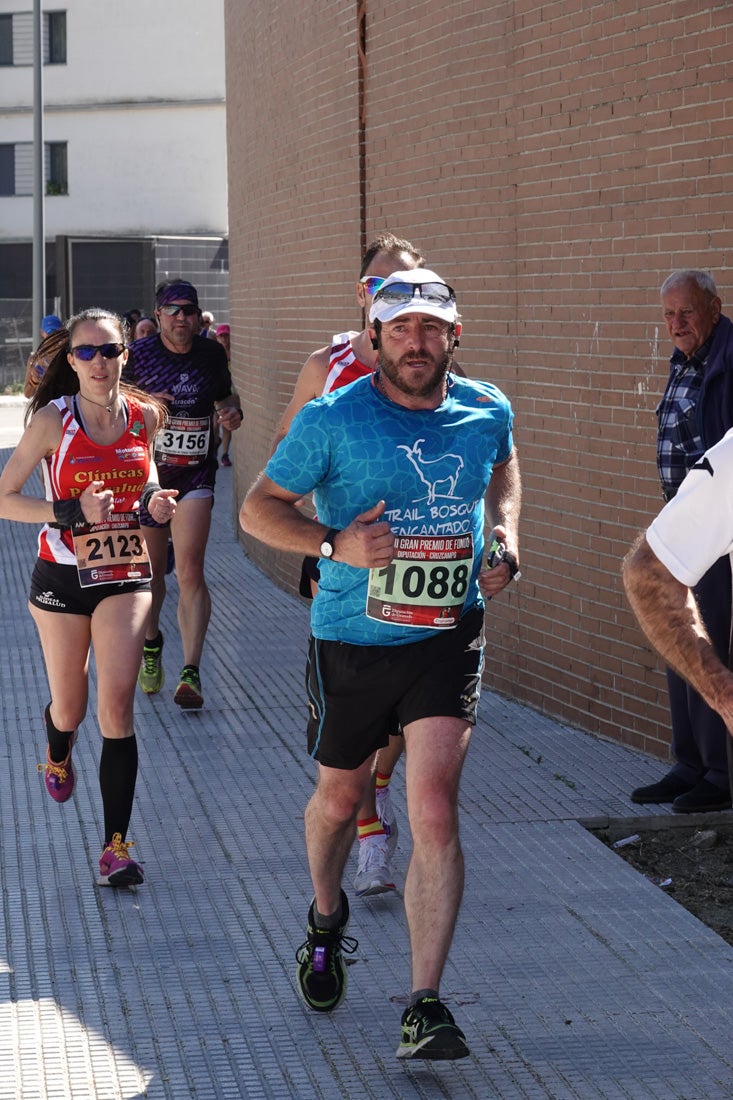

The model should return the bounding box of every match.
[223,0,733,759]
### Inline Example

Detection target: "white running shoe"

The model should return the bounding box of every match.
[353,835,396,897]
[376,786,399,857]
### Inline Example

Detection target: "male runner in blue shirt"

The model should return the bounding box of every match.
[241,269,521,1060]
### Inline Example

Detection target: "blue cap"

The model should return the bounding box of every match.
[41,314,63,334]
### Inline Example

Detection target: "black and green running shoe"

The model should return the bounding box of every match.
[295,890,357,1012]
[396,996,470,1060]
[138,632,164,694]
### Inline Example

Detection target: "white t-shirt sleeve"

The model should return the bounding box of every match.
[646,429,733,587]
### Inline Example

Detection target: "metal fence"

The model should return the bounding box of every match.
[0,299,33,393]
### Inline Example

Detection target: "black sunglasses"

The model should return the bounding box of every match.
[71,343,126,361]
[158,304,199,317]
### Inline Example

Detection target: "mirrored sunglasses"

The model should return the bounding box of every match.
[71,343,126,361]
[158,304,199,317]
[374,281,456,306]
[359,275,386,296]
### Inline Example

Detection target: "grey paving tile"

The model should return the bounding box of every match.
[1,439,733,1098]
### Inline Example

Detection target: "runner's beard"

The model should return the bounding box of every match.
[377,347,452,399]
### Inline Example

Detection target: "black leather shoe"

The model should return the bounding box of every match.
[630,773,694,804]
[672,779,732,814]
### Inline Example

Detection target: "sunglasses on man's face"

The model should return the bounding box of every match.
[71,343,126,361]
[374,281,456,306]
[359,276,386,296]
[158,304,199,317]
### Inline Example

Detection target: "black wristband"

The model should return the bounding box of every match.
[502,549,521,580]
[140,481,163,511]
[52,498,86,529]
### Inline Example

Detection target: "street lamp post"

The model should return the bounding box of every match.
[32,0,45,344]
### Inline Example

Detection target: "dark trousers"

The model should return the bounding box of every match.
[666,554,732,789]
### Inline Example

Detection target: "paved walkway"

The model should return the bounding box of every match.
[1,399,733,1099]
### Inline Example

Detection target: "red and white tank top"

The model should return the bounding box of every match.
[322,332,373,394]
[38,396,151,565]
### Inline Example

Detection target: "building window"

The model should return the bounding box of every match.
[0,146,15,195]
[0,14,13,66]
[14,143,33,194]
[0,11,67,66]
[0,142,68,195]
[45,11,66,64]
[46,142,67,194]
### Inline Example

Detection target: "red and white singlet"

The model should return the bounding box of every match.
[322,332,373,395]
[38,397,151,565]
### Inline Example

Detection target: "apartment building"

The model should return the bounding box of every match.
[0,0,228,386]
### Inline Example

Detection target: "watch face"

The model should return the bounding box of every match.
[320,540,333,558]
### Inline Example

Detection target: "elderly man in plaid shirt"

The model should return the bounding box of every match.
[631,269,733,813]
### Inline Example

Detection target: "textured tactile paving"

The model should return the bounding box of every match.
[1,416,733,1098]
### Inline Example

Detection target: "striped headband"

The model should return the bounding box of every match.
[156,282,199,308]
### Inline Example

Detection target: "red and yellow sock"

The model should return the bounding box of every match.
[357,815,386,842]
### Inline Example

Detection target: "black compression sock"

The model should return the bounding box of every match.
[99,735,138,845]
[44,703,75,764]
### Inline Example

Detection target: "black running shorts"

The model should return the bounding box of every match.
[29,558,151,617]
[305,606,485,770]
[298,555,319,599]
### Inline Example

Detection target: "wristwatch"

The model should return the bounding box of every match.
[319,528,339,559]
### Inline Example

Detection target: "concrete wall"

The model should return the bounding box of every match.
[224,0,733,759]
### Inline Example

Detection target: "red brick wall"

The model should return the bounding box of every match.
[224,0,733,758]
[224,0,363,516]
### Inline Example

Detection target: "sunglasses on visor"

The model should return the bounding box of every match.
[158,304,199,317]
[71,343,126,361]
[373,281,456,306]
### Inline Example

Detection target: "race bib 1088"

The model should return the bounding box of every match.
[366,534,473,629]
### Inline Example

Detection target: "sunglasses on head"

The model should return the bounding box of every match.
[359,275,386,296]
[71,343,126,361]
[158,303,199,317]
[374,281,456,306]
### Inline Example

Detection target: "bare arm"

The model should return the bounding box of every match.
[240,473,394,568]
[270,348,330,452]
[623,533,733,731]
[141,407,179,522]
[480,447,522,598]
[0,404,136,527]
[0,405,66,524]
[214,399,244,432]
[486,448,521,548]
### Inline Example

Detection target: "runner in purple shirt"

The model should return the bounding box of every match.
[124,279,243,710]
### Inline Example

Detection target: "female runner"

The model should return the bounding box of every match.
[0,308,177,886]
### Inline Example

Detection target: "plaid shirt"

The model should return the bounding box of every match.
[656,335,713,499]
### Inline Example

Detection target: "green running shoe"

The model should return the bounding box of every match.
[138,633,164,694]
[173,666,204,710]
[295,890,357,1012]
